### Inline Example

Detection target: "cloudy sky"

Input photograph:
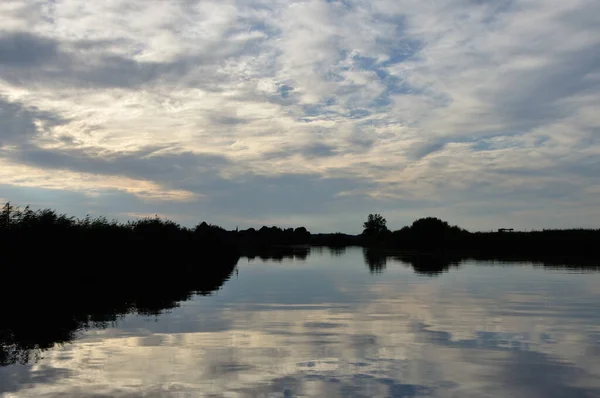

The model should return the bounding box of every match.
[1,0,599,233]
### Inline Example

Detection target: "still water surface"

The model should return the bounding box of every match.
[2,247,600,397]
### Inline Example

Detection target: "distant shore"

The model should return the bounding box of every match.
[2,202,598,259]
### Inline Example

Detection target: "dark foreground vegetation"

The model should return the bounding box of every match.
[0,203,598,366]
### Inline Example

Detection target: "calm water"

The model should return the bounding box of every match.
[2,247,600,397]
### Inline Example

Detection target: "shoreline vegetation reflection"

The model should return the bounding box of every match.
[1,203,599,368]
[3,246,597,368]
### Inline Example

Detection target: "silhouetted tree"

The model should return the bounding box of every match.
[388,217,467,251]
[293,226,311,243]
[362,213,388,237]
[1,202,11,229]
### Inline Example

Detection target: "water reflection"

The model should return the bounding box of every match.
[0,255,239,368]
[364,250,461,276]
[394,254,462,276]
[363,248,388,273]
[1,248,600,397]
[247,247,310,262]
[363,248,465,276]
[365,248,600,276]
[328,247,347,257]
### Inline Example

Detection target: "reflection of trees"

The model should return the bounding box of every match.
[363,250,600,276]
[361,249,462,276]
[395,254,462,276]
[363,248,388,273]
[0,248,239,367]
[328,246,346,257]
[469,255,600,272]
[245,246,310,262]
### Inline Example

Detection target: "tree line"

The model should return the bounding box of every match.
[359,213,600,257]
[2,203,598,257]
[0,202,311,248]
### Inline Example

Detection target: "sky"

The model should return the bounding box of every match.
[0,0,599,233]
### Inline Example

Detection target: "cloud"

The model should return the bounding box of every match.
[0,31,217,90]
[0,32,60,67]
[0,96,67,146]
[9,144,230,185]
[0,0,599,231]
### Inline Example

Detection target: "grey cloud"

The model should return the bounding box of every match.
[466,179,582,203]
[178,172,380,217]
[0,30,263,90]
[0,31,159,88]
[303,143,337,158]
[408,140,447,160]
[264,132,376,161]
[3,143,380,226]
[561,156,600,179]
[10,144,230,184]
[57,135,77,145]
[406,136,496,160]
[493,44,600,130]
[0,32,60,67]
[209,114,251,126]
[346,132,375,154]
[0,96,67,146]
[262,142,338,160]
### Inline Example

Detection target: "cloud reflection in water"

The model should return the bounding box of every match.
[1,248,599,397]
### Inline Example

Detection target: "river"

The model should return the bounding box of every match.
[1,247,599,397]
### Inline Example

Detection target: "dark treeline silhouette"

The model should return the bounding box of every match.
[236,225,311,254]
[357,213,599,274]
[5,202,596,260]
[0,203,312,254]
[357,214,600,259]
[311,232,362,247]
